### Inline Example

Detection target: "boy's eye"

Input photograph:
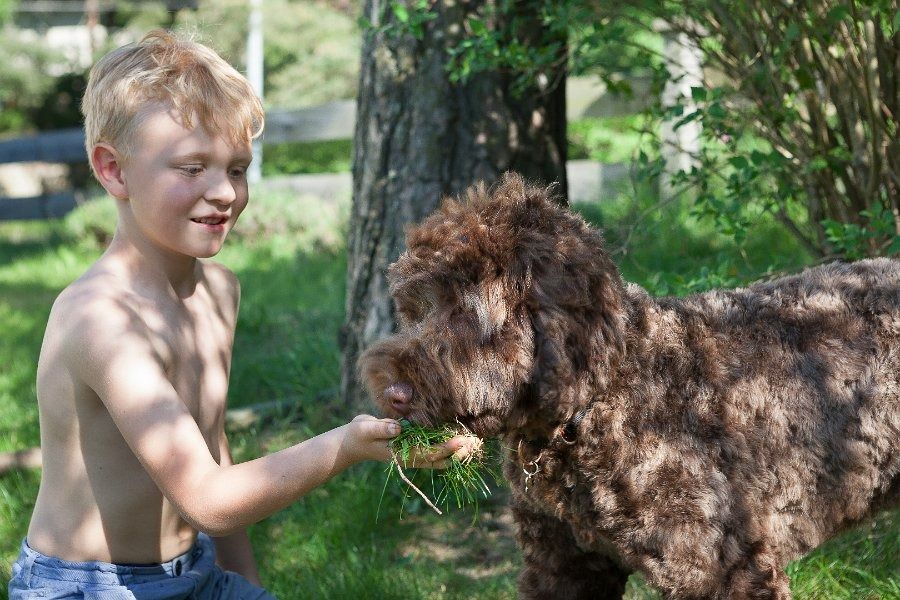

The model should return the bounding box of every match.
[229,167,248,179]
[178,165,203,176]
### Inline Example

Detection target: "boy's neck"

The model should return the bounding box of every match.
[106,226,201,299]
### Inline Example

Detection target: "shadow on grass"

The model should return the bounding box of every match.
[237,423,519,600]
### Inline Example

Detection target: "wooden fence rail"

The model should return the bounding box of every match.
[0,128,87,165]
[0,76,654,221]
[0,103,363,220]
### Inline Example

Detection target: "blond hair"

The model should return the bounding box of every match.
[82,29,264,171]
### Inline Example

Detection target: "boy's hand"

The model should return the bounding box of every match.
[341,415,471,468]
[401,435,475,469]
[341,414,401,463]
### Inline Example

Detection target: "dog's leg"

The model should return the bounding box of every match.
[719,548,792,600]
[513,502,631,600]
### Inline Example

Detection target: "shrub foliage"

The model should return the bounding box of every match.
[411,0,899,259]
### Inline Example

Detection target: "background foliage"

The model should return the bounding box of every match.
[0,0,360,137]
[434,0,899,260]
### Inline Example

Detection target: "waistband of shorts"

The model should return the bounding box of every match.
[18,533,210,585]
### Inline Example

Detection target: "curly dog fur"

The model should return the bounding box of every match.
[359,173,900,599]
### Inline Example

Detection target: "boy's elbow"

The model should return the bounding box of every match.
[178,473,245,537]
[196,519,241,538]
[183,505,241,537]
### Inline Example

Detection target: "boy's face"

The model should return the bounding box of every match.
[119,106,252,259]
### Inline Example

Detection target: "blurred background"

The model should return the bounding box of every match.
[0,1,897,598]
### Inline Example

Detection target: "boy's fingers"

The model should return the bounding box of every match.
[443,436,470,451]
[394,435,484,469]
[352,414,400,438]
[378,419,401,438]
[404,455,449,469]
[409,445,454,467]
[426,437,468,458]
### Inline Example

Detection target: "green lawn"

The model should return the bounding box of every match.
[0,185,897,599]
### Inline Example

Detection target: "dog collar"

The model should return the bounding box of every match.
[516,406,590,491]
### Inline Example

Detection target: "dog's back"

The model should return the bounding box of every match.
[638,257,900,557]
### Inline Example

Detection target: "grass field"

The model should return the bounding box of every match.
[0,183,897,599]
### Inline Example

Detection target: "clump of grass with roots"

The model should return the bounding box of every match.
[379,419,500,519]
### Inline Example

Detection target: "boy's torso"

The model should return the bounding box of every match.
[27,257,237,564]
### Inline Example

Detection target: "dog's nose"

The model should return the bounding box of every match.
[383,382,412,415]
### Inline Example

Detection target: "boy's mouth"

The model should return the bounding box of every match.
[191,216,228,226]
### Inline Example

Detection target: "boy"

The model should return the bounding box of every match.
[9,30,464,599]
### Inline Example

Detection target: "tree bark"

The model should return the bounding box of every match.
[340,0,568,412]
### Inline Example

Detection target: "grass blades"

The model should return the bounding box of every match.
[379,420,500,520]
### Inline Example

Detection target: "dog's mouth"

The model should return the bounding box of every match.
[373,379,507,437]
[423,412,503,439]
[382,401,470,432]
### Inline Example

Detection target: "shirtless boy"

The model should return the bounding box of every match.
[9,30,464,599]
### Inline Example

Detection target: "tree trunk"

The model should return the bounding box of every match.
[340,0,568,412]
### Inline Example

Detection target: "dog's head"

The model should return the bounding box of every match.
[359,173,626,437]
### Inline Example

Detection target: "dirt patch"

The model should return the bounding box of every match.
[397,486,521,582]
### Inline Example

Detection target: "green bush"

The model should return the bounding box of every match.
[60,195,117,247]
[261,139,353,175]
[0,27,78,135]
[418,0,900,260]
[231,187,349,251]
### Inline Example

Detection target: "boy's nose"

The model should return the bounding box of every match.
[205,173,238,205]
[383,382,412,416]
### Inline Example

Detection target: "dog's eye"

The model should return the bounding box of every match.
[397,302,423,323]
[396,293,433,323]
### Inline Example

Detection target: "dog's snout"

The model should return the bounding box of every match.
[384,382,413,415]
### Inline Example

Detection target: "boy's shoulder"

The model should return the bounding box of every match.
[48,267,158,367]
[198,259,241,308]
[54,259,239,318]
[53,265,139,325]
[47,259,240,375]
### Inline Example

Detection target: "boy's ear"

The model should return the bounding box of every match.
[91,143,128,200]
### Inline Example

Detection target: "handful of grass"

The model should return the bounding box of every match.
[381,419,497,517]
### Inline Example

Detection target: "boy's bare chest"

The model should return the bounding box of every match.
[146,294,234,443]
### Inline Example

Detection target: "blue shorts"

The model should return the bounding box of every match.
[8,534,276,599]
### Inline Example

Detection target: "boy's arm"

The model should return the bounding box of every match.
[212,432,262,585]
[67,297,462,537]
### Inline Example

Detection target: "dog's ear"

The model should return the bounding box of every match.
[497,178,626,422]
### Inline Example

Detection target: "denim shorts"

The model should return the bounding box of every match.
[8,533,276,599]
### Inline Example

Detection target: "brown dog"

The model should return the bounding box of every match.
[359,173,900,599]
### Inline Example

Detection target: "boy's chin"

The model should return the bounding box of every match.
[194,246,224,259]
[187,241,227,259]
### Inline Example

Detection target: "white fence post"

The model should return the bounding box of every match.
[247,0,264,184]
[659,22,703,199]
